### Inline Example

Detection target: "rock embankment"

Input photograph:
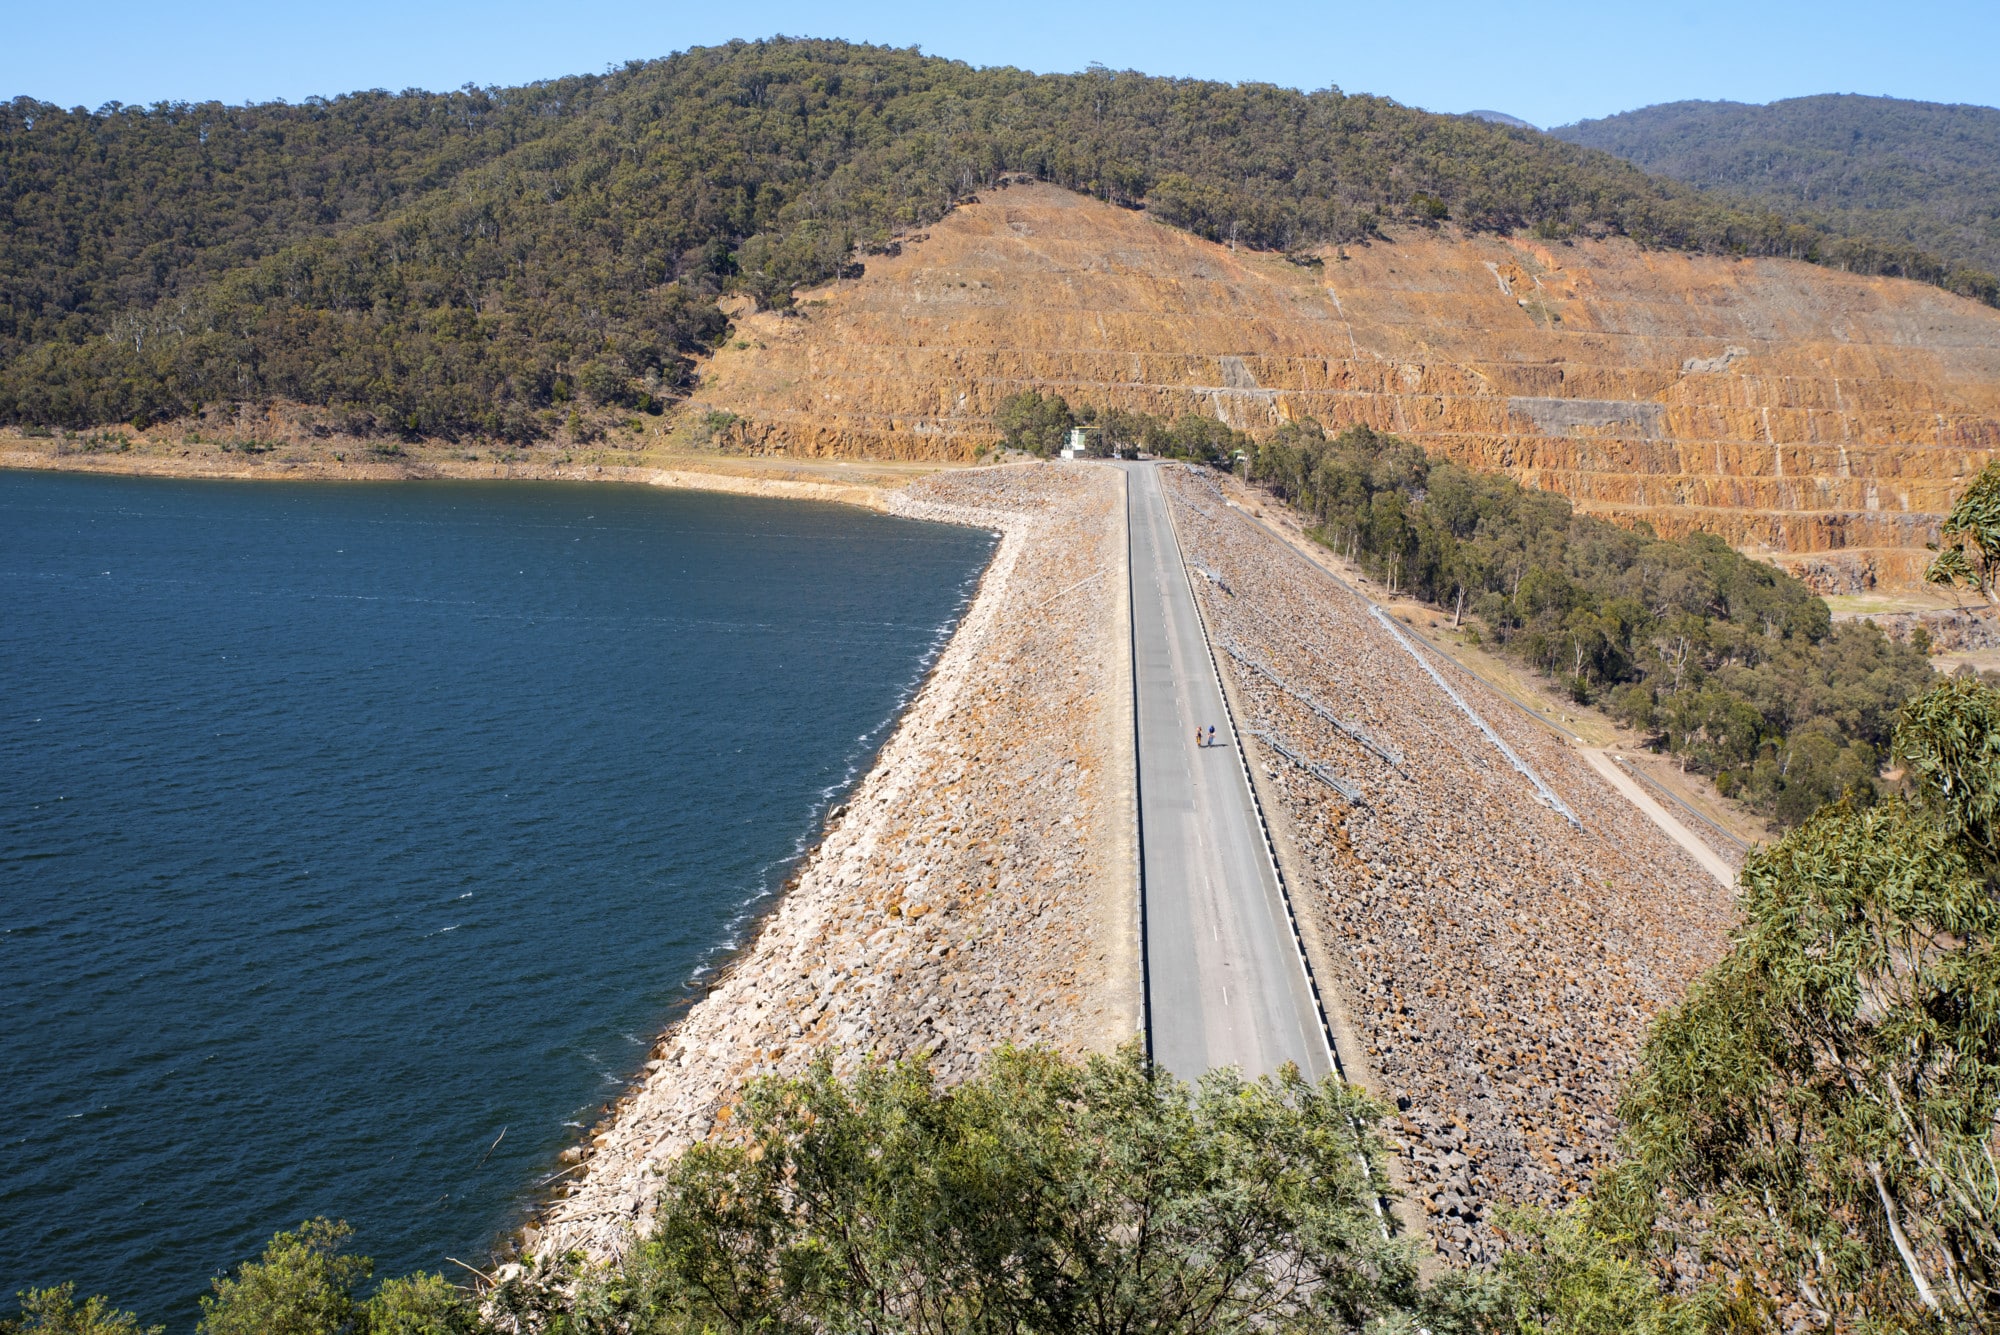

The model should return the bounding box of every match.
[1161,467,1736,1265]
[1842,603,2000,654]
[531,462,1139,1261]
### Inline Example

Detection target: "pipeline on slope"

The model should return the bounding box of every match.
[1252,729,1367,805]
[1367,605,1582,829]
[1220,638,1406,771]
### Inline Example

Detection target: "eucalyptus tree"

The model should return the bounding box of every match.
[543,1045,1421,1335]
[1927,460,2000,608]
[1603,677,2000,1328]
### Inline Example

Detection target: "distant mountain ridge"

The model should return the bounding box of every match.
[1552,94,2000,279]
[1,41,1993,441]
[1466,110,1536,130]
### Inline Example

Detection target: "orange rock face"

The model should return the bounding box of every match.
[696,183,2000,591]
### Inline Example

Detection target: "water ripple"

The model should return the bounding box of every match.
[0,471,992,1330]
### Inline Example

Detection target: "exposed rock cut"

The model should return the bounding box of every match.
[697,181,2000,590]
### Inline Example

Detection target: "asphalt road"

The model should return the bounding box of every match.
[1120,462,1332,1082]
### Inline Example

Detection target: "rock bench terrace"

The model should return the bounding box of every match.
[697,181,2000,594]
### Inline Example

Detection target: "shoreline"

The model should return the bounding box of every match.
[0,439,956,514]
[7,439,1140,1274]
[521,461,1141,1263]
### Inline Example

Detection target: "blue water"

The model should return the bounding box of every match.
[0,470,994,1327]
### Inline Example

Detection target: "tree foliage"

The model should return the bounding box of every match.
[4,40,1991,441]
[1928,460,2000,607]
[1554,94,2000,290]
[0,1287,160,1335]
[1245,418,1935,824]
[1599,677,2000,1329]
[994,392,1254,463]
[194,1219,477,1335]
[199,1220,372,1335]
[503,1043,1421,1335]
[994,390,1079,457]
[1469,1208,1706,1335]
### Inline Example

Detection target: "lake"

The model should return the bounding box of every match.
[0,470,994,1327]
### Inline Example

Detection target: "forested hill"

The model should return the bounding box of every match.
[1552,94,2000,281]
[4,40,1994,443]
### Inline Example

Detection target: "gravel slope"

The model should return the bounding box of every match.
[530,463,1140,1262]
[1163,465,1736,1265]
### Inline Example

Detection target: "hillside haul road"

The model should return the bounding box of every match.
[1123,462,1335,1081]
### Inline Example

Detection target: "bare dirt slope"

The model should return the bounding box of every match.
[698,181,2000,592]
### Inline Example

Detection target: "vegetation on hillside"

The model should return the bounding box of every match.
[1599,676,2000,1328]
[5,40,1993,441]
[1243,418,1937,825]
[0,85,587,358]
[1554,94,2000,285]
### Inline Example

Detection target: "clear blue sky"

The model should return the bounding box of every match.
[5,0,1995,128]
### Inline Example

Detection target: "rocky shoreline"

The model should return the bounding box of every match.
[526,462,1141,1262]
[0,440,928,513]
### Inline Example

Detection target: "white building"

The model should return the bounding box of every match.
[1062,426,1116,459]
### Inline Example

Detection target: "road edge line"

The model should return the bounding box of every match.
[1124,467,1155,1064]
[1157,467,1344,1079]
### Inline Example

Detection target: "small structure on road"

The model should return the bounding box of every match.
[1060,425,1128,459]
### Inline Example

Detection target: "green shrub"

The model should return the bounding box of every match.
[1,1286,161,1335]
[361,1276,482,1335]
[197,1219,371,1335]
[994,390,1074,456]
[1603,678,2000,1326]
[1421,1207,1703,1335]
[193,1220,481,1335]
[513,1043,1421,1335]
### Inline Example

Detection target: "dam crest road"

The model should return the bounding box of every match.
[1120,461,1334,1082]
